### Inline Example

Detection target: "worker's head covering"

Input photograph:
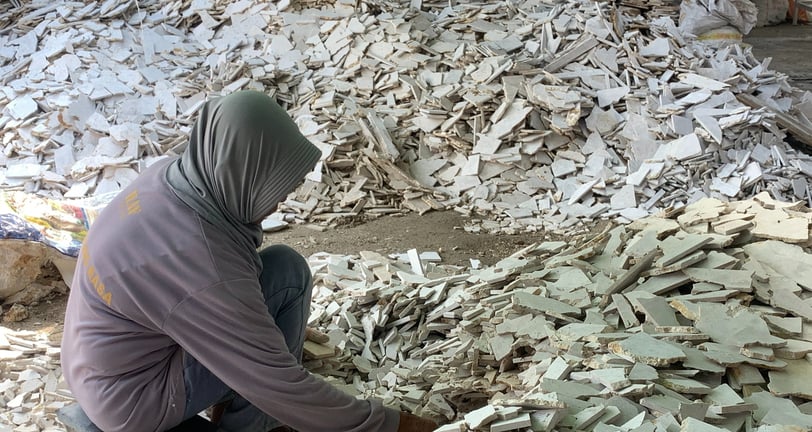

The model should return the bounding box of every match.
[166,90,321,258]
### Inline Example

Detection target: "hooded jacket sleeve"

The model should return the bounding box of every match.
[162,279,400,432]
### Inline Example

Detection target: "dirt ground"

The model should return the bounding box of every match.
[5,23,812,336]
[263,211,593,266]
[747,23,812,91]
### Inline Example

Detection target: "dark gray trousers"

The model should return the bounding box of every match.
[181,245,312,432]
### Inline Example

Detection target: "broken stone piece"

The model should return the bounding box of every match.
[608,333,686,367]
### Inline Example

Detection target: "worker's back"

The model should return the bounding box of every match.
[61,157,253,432]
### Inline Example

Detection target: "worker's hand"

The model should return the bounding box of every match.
[397,411,438,432]
[305,327,330,344]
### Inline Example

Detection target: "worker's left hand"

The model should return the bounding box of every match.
[397,411,438,432]
[305,327,330,344]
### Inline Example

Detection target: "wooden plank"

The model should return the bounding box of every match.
[738,93,812,149]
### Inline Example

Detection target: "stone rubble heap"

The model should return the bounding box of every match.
[303,193,812,431]
[2,0,812,234]
[3,193,812,431]
[0,327,68,432]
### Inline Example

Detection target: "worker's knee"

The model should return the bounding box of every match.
[258,244,312,287]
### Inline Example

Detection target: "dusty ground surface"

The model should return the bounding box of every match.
[4,24,812,335]
[747,23,812,91]
[263,211,606,266]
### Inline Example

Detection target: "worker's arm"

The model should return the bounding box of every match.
[162,279,401,432]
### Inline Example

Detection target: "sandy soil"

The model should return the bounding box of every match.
[263,211,595,266]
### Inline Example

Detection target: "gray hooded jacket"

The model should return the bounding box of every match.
[62,91,399,432]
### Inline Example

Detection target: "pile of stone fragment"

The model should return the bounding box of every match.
[2,0,812,235]
[4,193,812,431]
[0,327,68,431]
[302,192,812,432]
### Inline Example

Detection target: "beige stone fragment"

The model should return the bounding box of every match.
[775,339,812,360]
[612,294,640,329]
[713,219,754,235]
[682,268,753,292]
[434,421,466,432]
[529,409,564,431]
[589,368,630,391]
[2,304,29,323]
[635,273,691,295]
[659,376,712,395]
[763,315,803,336]
[744,241,812,291]
[489,413,531,432]
[655,234,713,267]
[303,337,337,360]
[609,333,686,366]
[636,296,680,327]
[752,212,809,243]
[680,417,729,432]
[729,365,767,386]
[512,291,581,319]
[541,357,573,381]
[465,405,498,429]
[768,359,812,400]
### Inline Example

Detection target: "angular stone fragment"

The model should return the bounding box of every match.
[682,268,753,292]
[435,421,466,432]
[489,334,514,361]
[6,96,38,120]
[744,241,812,291]
[569,406,605,430]
[489,413,531,432]
[540,378,602,398]
[775,339,812,360]
[635,273,691,295]
[680,417,729,432]
[768,359,812,400]
[752,214,809,243]
[713,219,753,235]
[729,365,767,385]
[640,38,670,57]
[512,291,582,319]
[542,357,573,381]
[694,303,786,348]
[628,363,659,382]
[746,391,812,428]
[659,376,711,395]
[529,409,564,431]
[679,73,728,91]
[590,368,631,391]
[465,405,498,429]
[703,384,757,415]
[641,394,685,416]
[763,315,803,336]
[656,234,713,267]
[667,133,703,161]
[608,333,686,366]
[636,296,680,326]
[700,343,787,369]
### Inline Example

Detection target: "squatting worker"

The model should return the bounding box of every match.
[62,91,437,432]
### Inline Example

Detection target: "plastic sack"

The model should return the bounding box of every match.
[698,26,744,48]
[679,0,758,36]
[752,0,790,26]
[0,191,114,257]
